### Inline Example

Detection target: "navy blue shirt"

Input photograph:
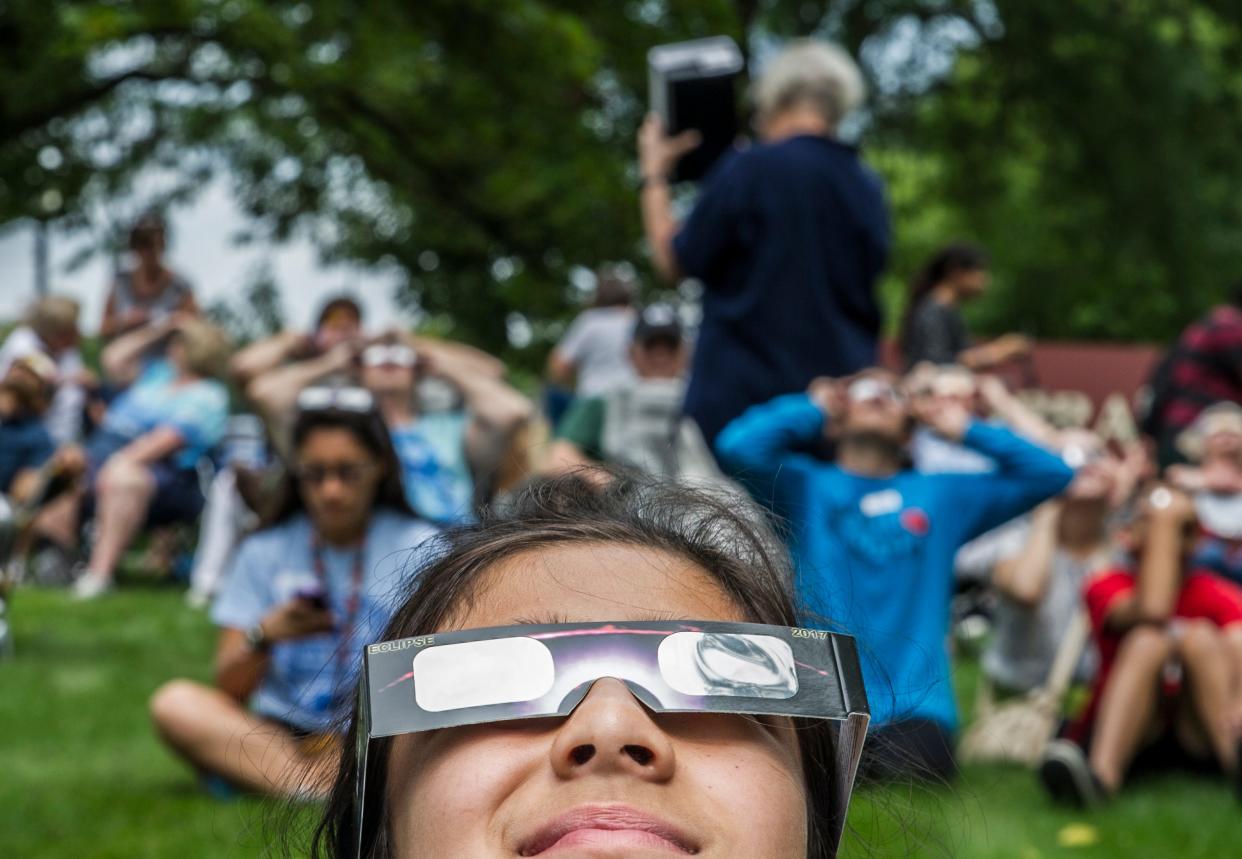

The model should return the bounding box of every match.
[672,135,889,447]
[0,416,55,494]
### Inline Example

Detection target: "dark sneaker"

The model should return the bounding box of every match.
[1039,739,1109,809]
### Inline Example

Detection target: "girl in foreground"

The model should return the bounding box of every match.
[311,475,870,858]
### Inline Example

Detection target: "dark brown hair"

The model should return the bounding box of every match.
[263,405,416,526]
[128,211,167,250]
[310,473,847,858]
[315,294,364,329]
[899,241,989,354]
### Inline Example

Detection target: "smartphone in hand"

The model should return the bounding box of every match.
[294,585,329,611]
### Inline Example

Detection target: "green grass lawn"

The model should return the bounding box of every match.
[2,585,1240,858]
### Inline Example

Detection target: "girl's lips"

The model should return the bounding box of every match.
[518,804,699,856]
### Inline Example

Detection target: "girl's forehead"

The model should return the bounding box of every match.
[451,542,749,630]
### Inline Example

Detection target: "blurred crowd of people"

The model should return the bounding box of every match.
[3,36,1242,819]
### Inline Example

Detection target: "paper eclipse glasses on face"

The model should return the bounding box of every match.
[361,343,417,368]
[297,385,375,414]
[847,376,905,406]
[353,620,870,858]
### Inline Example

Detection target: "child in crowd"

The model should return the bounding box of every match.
[545,304,730,488]
[716,369,1073,781]
[0,354,57,500]
[187,297,530,604]
[1041,484,1242,806]
[0,295,90,445]
[150,389,437,798]
[184,295,369,605]
[311,474,870,859]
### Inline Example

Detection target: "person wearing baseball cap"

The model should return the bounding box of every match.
[631,302,682,346]
[545,305,729,487]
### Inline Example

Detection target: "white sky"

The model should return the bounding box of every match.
[0,175,409,334]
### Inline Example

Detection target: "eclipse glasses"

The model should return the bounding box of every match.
[353,620,870,858]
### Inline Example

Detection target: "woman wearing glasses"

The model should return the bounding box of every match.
[150,388,437,797]
[311,474,870,859]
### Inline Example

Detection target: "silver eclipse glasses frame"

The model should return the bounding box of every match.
[296,385,375,414]
[352,620,870,858]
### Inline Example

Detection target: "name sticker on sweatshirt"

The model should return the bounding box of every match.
[859,489,902,518]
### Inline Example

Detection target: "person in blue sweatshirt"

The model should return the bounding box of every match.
[717,369,1074,781]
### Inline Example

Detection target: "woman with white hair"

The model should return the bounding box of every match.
[638,39,890,453]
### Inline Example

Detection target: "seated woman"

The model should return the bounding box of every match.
[29,315,231,598]
[150,389,437,798]
[309,475,870,859]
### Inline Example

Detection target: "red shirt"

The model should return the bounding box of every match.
[1067,567,1242,741]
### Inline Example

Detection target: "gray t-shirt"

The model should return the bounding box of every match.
[555,307,636,398]
[983,539,1101,693]
[905,299,969,368]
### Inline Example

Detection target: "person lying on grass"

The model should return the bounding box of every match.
[1041,484,1242,806]
[150,388,437,798]
[716,368,1073,782]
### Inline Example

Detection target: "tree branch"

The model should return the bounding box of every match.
[4,61,193,137]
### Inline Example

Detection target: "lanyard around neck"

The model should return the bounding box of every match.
[310,533,367,681]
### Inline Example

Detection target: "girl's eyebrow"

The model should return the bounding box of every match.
[510,613,570,626]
